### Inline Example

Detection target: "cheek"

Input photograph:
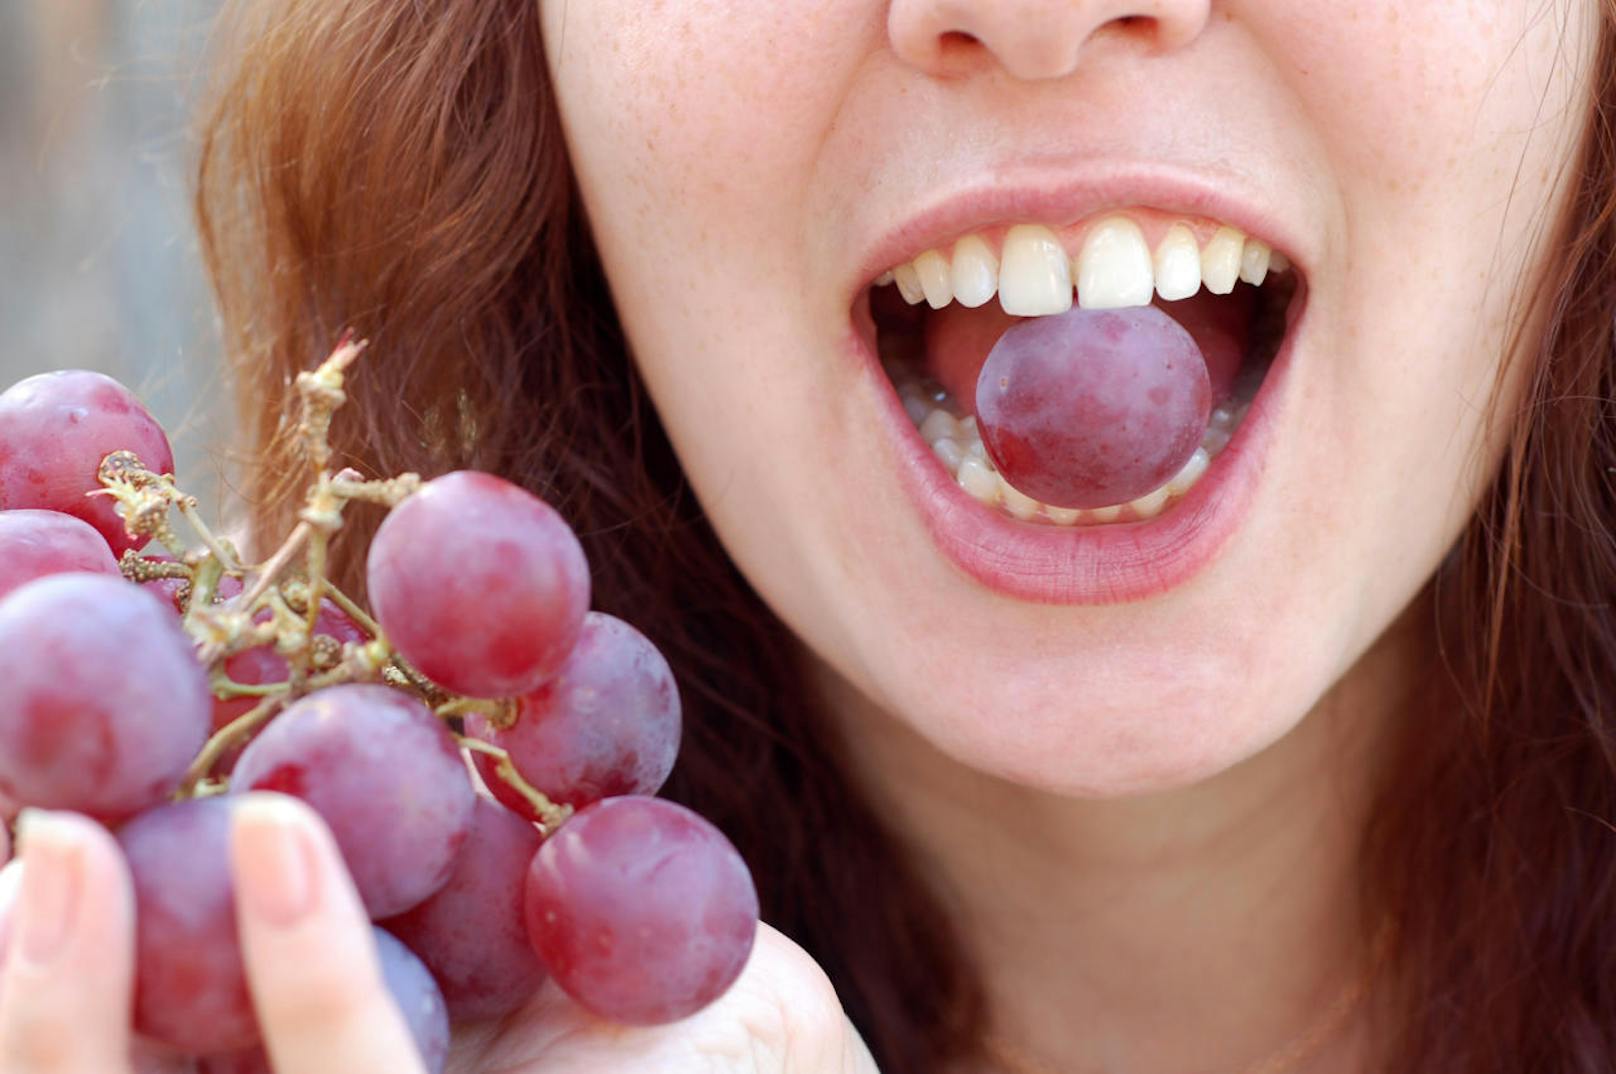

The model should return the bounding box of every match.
[544,1,878,293]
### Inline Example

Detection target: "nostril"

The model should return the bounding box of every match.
[938,30,981,61]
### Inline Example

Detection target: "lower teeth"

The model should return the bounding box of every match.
[894,368,1251,526]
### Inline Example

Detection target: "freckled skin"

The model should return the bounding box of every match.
[540,0,1597,795]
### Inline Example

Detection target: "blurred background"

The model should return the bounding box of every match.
[1,0,230,513]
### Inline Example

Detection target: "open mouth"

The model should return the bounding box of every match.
[858,213,1304,528]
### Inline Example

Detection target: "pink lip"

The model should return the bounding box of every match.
[848,166,1307,299]
[847,271,1307,607]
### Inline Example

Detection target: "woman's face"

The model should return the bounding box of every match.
[541,2,1595,795]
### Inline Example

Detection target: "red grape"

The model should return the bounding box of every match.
[524,796,759,1025]
[230,684,476,918]
[366,471,590,699]
[200,929,451,1074]
[0,369,174,555]
[120,797,258,1056]
[468,612,680,816]
[384,798,547,1021]
[374,927,451,1073]
[0,573,210,821]
[975,305,1210,509]
[0,509,118,599]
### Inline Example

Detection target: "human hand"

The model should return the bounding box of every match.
[0,799,880,1074]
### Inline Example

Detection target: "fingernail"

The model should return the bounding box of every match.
[0,860,23,967]
[234,796,316,927]
[16,810,84,965]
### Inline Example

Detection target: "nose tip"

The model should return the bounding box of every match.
[888,0,1213,82]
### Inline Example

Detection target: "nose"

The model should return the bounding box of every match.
[888,0,1212,81]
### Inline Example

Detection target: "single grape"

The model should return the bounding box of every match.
[0,509,118,599]
[525,796,759,1025]
[468,612,680,816]
[0,369,174,555]
[120,798,258,1056]
[975,305,1211,509]
[376,928,452,1074]
[199,929,450,1074]
[0,573,210,821]
[231,684,476,918]
[384,798,547,1021]
[366,471,590,699]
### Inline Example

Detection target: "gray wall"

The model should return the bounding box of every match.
[1,0,229,514]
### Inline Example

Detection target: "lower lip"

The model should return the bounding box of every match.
[845,301,1303,605]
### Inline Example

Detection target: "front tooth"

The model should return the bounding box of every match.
[1089,504,1122,523]
[914,250,954,309]
[1239,239,1271,286]
[999,225,1073,316]
[1201,227,1245,295]
[958,456,1000,504]
[1076,216,1154,309]
[1045,505,1082,525]
[892,262,925,305]
[951,235,999,308]
[1153,224,1202,301]
[1130,486,1171,519]
[1000,479,1039,520]
[1166,448,1210,494]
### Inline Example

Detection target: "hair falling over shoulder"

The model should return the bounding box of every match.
[195,2,1616,1070]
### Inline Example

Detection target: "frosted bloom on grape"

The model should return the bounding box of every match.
[0,509,118,599]
[384,798,548,1021]
[374,928,451,1074]
[232,684,476,918]
[468,611,681,815]
[0,369,174,555]
[367,471,591,699]
[121,797,260,1055]
[0,573,210,821]
[525,796,759,1025]
[975,305,1210,509]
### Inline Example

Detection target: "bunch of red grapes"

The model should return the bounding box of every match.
[0,343,759,1073]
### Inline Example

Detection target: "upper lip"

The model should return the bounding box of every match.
[847,160,1309,303]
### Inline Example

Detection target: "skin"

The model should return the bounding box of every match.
[0,2,1597,1073]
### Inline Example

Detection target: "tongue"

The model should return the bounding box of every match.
[961,305,1214,510]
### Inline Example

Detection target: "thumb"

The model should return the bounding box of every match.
[467,922,881,1074]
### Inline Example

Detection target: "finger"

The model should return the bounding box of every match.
[0,860,21,995]
[230,794,426,1074]
[0,810,135,1074]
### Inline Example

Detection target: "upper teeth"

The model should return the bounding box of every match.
[879,215,1286,314]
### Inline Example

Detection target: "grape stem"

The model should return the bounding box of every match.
[458,736,573,833]
[178,695,285,795]
[434,697,511,722]
[174,497,242,575]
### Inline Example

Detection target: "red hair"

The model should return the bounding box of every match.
[195,2,1616,1068]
